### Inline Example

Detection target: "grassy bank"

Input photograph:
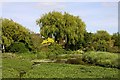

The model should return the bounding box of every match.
[2,52,120,78]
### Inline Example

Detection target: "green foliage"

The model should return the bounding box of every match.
[108,46,120,53]
[56,54,71,59]
[2,52,120,78]
[46,44,66,59]
[66,58,84,64]
[56,54,82,60]
[48,53,57,60]
[82,51,119,68]
[112,32,120,47]
[30,33,43,52]
[96,40,108,51]
[0,18,2,44]
[3,58,32,78]
[73,50,84,54]
[83,32,95,51]
[36,52,47,59]
[83,30,118,52]
[39,43,66,59]
[36,11,86,50]
[17,53,37,60]
[48,43,64,54]
[24,63,119,78]
[2,68,19,78]
[2,18,32,51]
[8,42,29,53]
[2,53,17,59]
[94,30,111,41]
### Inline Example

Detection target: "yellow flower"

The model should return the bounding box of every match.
[41,37,54,44]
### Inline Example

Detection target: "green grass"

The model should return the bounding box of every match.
[2,58,32,78]
[2,53,119,78]
[23,63,119,78]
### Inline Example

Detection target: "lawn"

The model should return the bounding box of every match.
[2,53,119,78]
[23,63,119,78]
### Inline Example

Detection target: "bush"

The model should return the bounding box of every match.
[82,51,119,68]
[73,50,84,54]
[47,43,66,56]
[82,51,97,64]
[48,53,57,60]
[41,37,54,44]
[36,52,47,59]
[8,42,29,53]
[107,46,119,53]
[17,53,37,60]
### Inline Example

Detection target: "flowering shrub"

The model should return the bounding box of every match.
[41,37,54,44]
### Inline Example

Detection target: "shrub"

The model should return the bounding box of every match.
[17,53,37,60]
[41,37,54,44]
[48,43,66,55]
[82,51,119,68]
[47,53,57,60]
[36,52,47,59]
[74,50,84,54]
[82,51,97,64]
[8,42,29,53]
[107,46,119,53]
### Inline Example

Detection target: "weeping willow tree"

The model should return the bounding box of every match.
[36,11,86,50]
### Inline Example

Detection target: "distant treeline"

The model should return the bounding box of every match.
[0,11,120,53]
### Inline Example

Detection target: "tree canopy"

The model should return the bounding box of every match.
[36,11,86,49]
[94,30,111,41]
[1,12,119,53]
[1,18,32,51]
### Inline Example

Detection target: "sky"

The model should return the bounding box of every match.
[1,1,119,34]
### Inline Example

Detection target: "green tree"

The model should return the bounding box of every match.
[36,11,86,50]
[30,33,43,52]
[0,18,2,51]
[94,30,111,41]
[83,32,95,51]
[93,30,111,51]
[112,32,120,47]
[110,32,120,53]
[2,18,32,52]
